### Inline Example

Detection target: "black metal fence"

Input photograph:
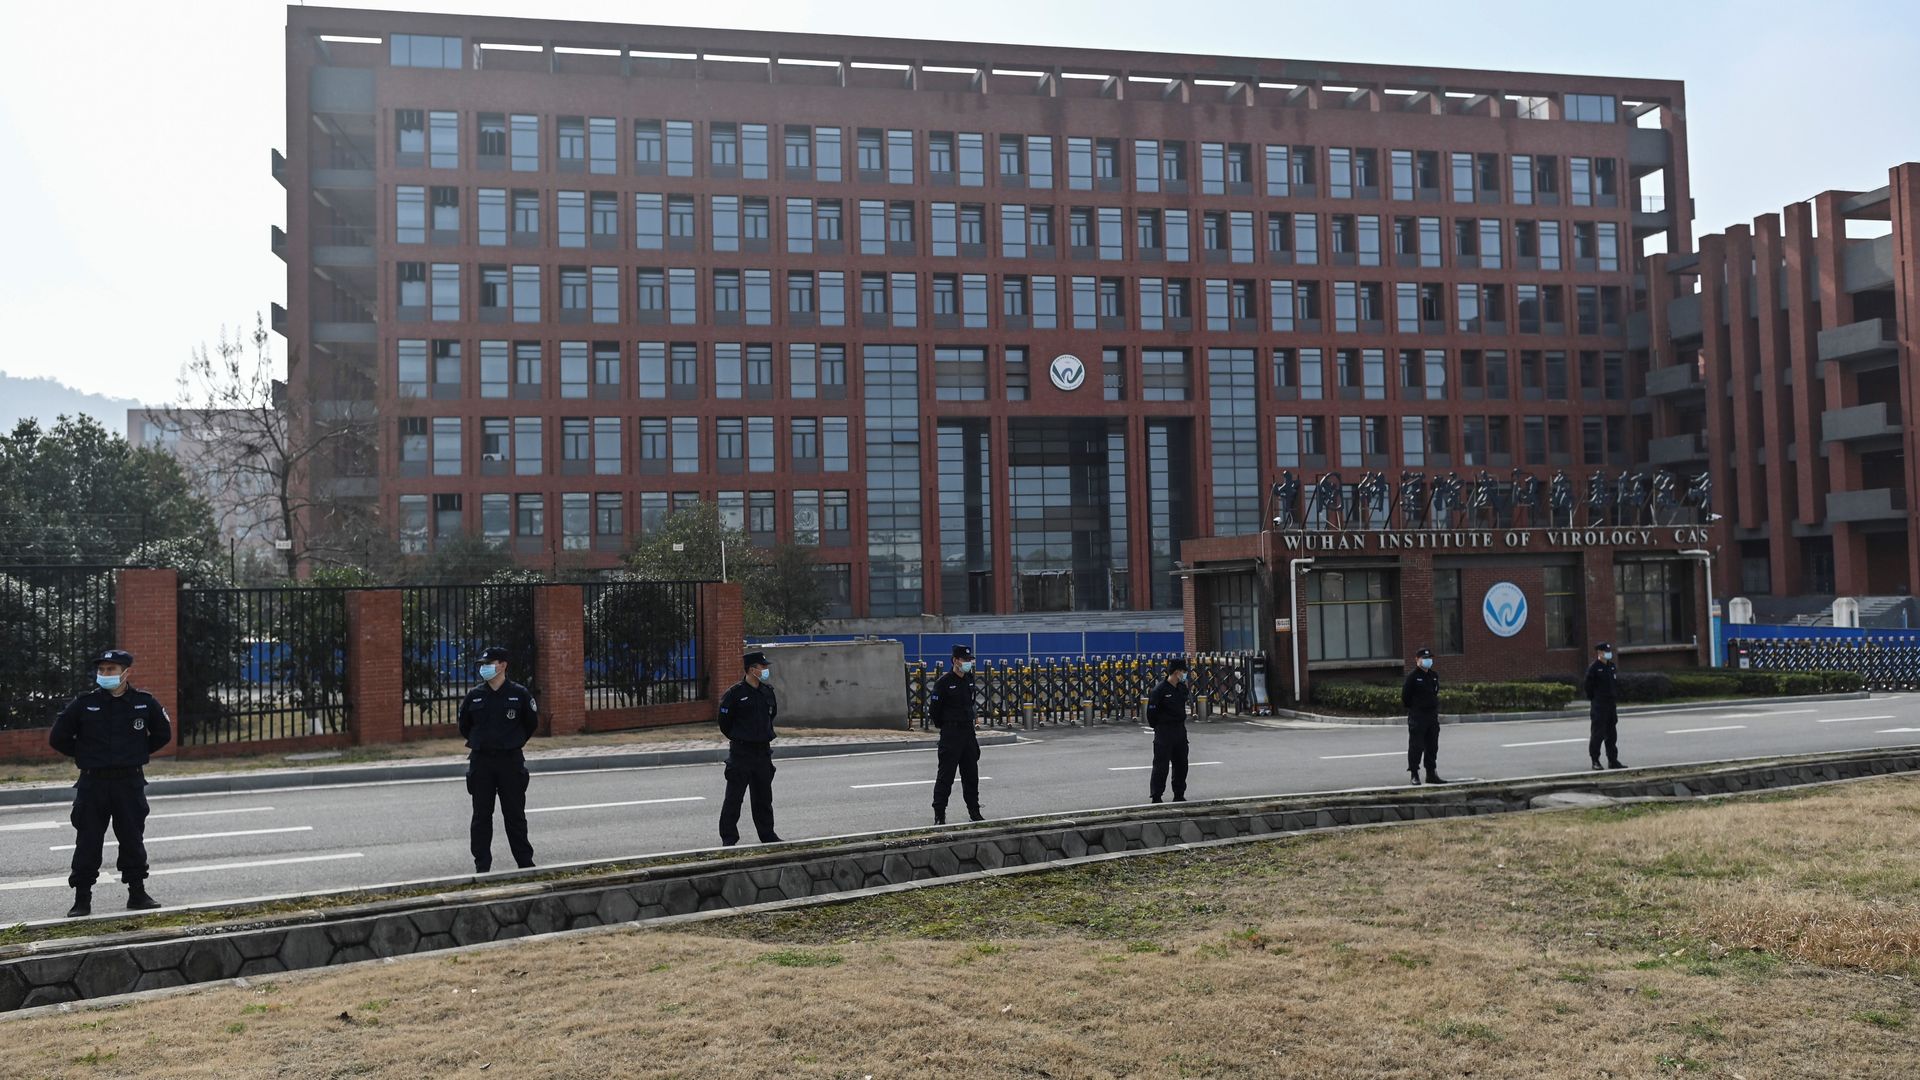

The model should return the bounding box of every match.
[0,566,117,730]
[176,587,350,746]
[1729,636,1920,692]
[402,584,540,726]
[584,580,705,710]
[904,652,1264,730]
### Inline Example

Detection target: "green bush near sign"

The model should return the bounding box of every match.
[1310,667,1862,716]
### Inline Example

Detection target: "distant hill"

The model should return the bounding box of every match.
[0,372,144,436]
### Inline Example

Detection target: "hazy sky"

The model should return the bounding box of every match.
[2,0,1915,404]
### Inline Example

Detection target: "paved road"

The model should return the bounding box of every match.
[4,695,1918,924]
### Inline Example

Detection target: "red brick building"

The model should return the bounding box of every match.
[1642,163,1920,610]
[279,8,1693,656]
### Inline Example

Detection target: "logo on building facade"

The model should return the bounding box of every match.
[1482,582,1528,638]
[1049,354,1087,391]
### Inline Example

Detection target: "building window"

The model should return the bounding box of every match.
[1564,94,1617,123]
[1306,569,1398,662]
[1544,565,1580,649]
[1433,571,1463,654]
[1615,560,1694,646]
[1141,349,1191,401]
[391,33,461,69]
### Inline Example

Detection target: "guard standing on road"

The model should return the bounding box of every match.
[928,644,985,825]
[459,646,539,873]
[1147,658,1193,803]
[48,648,171,917]
[1586,642,1624,770]
[717,651,782,846]
[1403,647,1443,785]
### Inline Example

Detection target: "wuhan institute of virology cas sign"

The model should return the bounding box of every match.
[1049,354,1087,392]
[1482,581,1528,638]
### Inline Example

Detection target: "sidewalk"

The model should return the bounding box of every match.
[0,728,1019,807]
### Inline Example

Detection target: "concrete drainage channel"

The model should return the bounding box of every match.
[4,747,1918,1016]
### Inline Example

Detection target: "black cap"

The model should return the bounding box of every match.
[1415,647,1433,659]
[743,651,770,669]
[479,646,511,662]
[1594,642,1613,652]
[1168,657,1190,673]
[91,649,134,668]
[951,644,974,661]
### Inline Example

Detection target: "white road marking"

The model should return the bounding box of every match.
[0,852,364,891]
[1877,728,1920,734]
[1815,716,1894,724]
[150,806,278,821]
[50,826,314,852]
[0,820,59,833]
[849,778,994,789]
[1108,762,1223,771]
[1501,738,1590,748]
[526,797,705,814]
[1319,752,1404,760]
[1664,725,1747,735]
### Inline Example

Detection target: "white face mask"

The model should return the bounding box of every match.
[1418,658,1433,670]
[959,661,975,674]
[96,674,123,691]
[757,667,772,683]
[479,664,498,681]
[1601,652,1613,662]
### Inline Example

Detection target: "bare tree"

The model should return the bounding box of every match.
[152,315,378,579]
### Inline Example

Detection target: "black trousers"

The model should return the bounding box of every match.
[933,741,981,815]
[68,773,150,889]
[1408,716,1440,774]
[1150,737,1189,800]
[719,746,778,844]
[1589,702,1620,765]
[468,752,533,871]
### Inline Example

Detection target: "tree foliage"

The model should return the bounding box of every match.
[621,501,827,635]
[0,415,216,564]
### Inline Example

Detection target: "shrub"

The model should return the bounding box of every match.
[1613,671,1673,702]
[1665,672,1743,699]
[1806,669,1866,694]
[1779,672,1824,696]
[1436,688,1479,714]
[1308,680,1402,714]
[1471,682,1577,711]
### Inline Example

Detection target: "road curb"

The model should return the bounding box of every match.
[1257,690,1875,727]
[0,732,1021,807]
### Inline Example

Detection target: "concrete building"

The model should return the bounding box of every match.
[1641,163,1920,622]
[277,7,1693,648]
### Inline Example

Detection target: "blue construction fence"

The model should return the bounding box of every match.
[745,631,1186,667]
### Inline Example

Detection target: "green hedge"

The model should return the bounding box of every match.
[1308,665,1856,716]
[1309,679,1573,716]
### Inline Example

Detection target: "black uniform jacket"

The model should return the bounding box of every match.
[459,679,539,751]
[1402,668,1441,721]
[1146,679,1191,739]
[50,686,172,769]
[718,680,778,745]
[928,671,979,746]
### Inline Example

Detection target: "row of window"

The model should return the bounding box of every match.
[1272,411,1632,471]
[1309,559,1687,664]
[388,185,1632,269]
[393,338,1632,406]
[389,109,1632,208]
[397,488,856,552]
[391,262,1629,337]
[395,414,852,477]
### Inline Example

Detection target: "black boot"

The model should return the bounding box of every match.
[1150,796,1163,804]
[1591,759,1604,771]
[125,886,161,912]
[967,809,984,823]
[66,887,91,919]
[1172,794,1187,802]
[1425,771,1446,785]
[1607,760,1627,770]
[1410,769,1423,785]
[934,807,946,826]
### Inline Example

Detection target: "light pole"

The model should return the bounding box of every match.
[1289,557,1315,702]
[1681,548,1716,666]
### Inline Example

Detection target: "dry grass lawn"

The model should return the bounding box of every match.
[8,777,1920,1079]
[0,725,916,786]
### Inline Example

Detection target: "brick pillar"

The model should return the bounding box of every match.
[116,569,179,758]
[701,582,745,702]
[1180,574,1200,653]
[533,584,585,737]
[345,590,402,747]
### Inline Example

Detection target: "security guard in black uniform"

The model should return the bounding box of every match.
[458,646,539,873]
[717,651,782,846]
[1585,642,1624,770]
[48,648,172,917]
[1147,658,1192,803]
[928,644,984,825]
[1403,647,1443,785]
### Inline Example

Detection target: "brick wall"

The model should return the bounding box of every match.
[116,570,179,758]
[345,590,403,747]
[533,585,585,737]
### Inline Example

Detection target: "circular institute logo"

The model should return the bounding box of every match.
[1482,581,1528,638]
[1049,353,1087,391]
